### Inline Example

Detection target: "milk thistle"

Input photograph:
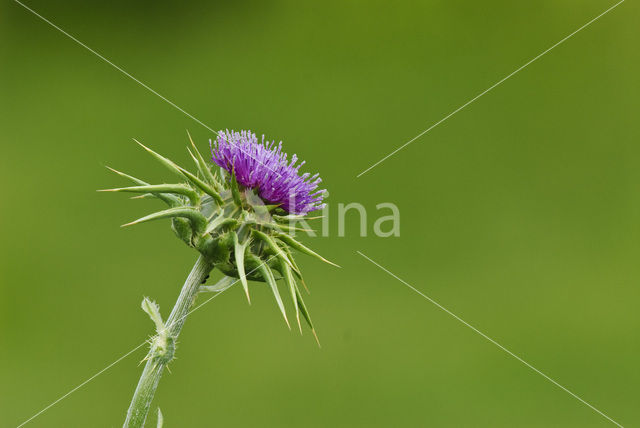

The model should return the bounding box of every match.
[102,130,336,427]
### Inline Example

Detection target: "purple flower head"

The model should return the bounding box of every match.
[211,130,326,214]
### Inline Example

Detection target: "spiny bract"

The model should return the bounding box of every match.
[101,131,337,341]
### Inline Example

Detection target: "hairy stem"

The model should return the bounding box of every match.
[123,255,214,428]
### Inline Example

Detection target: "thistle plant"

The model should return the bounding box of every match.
[102,130,336,428]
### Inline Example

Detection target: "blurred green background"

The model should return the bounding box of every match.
[1,0,638,426]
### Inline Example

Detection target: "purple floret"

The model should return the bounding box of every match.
[211,130,326,214]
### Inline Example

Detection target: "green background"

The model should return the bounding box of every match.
[1,1,638,426]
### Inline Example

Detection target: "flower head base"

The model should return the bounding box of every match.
[101,132,337,343]
[211,130,326,215]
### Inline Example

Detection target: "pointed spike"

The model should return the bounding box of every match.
[252,256,290,329]
[296,312,303,334]
[177,165,224,205]
[300,277,311,294]
[274,214,323,222]
[276,233,340,268]
[104,166,180,207]
[99,184,199,205]
[274,223,316,233]
[123,140,208,205]
[263,204,282,212]
[134,139,187,179]
[186,147,202,173]
[279,243,308,292]
[122,206,206,233]
[105,166,149,186]
[254,221,313,234]
[233,232,251,304]
[280,244,301,273]
[130,194,155,200]
[280,260,301,333]
[293,280,319,346]
[187,130,219,189]
[305,215,324,221]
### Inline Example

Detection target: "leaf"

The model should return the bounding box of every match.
[156,407,163,428]
[275,233,340,268]
[141,297,165,335]
[122,206,207,234]
[99,184,199,205]
[232,232,251,303]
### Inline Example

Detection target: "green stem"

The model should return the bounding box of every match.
[123,255,214,428]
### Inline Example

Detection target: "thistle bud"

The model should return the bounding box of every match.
[102,130,337,338]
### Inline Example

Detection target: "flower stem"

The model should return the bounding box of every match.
[123,255,214,428]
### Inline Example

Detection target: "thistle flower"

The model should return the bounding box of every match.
[211,130,326,214]
[102,131,337,428]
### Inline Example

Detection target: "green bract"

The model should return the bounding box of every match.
[101,134,337,341]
